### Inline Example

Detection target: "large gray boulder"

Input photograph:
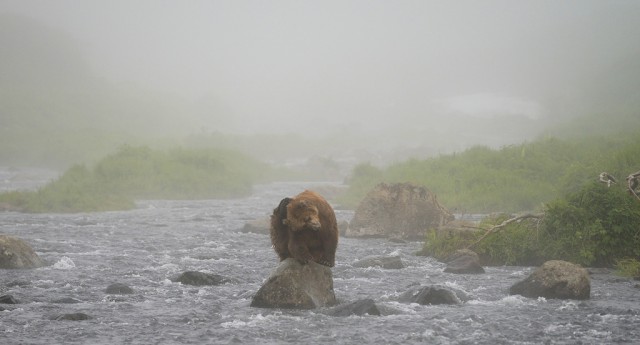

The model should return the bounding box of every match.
[0,235,46,269]
[347,183,454,240]
[510,260,590,300]
[251,258,337,309]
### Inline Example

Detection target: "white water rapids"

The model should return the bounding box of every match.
[1,174,639,344]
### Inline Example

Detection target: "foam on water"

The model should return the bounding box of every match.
[52,256,76,269]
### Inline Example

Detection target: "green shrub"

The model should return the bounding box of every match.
[540,182,640,266]
[473,215,545,266]
[421,229,469,260]
[422,182,640,267]
[615,258,640,278]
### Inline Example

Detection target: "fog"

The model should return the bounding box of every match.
[2,1,640,167]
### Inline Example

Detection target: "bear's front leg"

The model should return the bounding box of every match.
[288,240,314,265]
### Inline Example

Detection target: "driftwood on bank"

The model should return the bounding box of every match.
[466,213,544,250]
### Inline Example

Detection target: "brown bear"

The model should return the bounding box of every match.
[269,190,338,267]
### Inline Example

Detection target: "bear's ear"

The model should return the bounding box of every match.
[275,197,292,218]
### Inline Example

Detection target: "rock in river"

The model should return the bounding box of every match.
[0,235,46,269]
[510,260,590,300]
[251,258,337,309]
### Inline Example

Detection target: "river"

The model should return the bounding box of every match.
[1,176,639,344]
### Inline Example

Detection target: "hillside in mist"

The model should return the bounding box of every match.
[0,16,193,167]
[1,1,639,172]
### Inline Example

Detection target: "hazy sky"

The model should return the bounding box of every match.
[2,0,640,137]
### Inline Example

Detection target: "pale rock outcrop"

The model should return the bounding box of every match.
[347,183,454,240]
[0,235,46,269]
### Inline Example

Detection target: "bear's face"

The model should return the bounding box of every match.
[285,200,321,232]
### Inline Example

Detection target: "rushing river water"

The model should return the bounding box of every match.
[1,178,640,344]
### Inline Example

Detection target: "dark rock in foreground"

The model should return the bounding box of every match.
[398,285,468,305]
[353,255,404,269]
[0,235,46,269]
[172,271,228,286]
[443,249,485,274]
[325,299,380,317]
[105,283,134,295]
[251,258,337,309]
[0,294,19,304]
[510,260,590,300]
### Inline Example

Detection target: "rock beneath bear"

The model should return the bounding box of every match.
[0,235,46,269]
[443,249,485,274]
[353,255,404,269]
[398,285,468,305]
[172,271,228,286]
[326,299,380,317]
[105,283,134,295]
[347,183,454,240]
[251,258,337,309]
[510,260,590,300]
[53,313,92,321]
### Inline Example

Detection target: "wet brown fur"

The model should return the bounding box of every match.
[269,190,338,267]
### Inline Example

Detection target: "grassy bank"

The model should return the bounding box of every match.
[0,146,275,213]
[340,130,640,213]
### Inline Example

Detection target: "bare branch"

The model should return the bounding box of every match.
[466,213,544,250]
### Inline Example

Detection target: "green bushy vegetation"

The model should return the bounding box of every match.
[340,131,640,213]
[0,146,274,213]
[615,258,640,279]
[423,182,640,267]
[345,128,640,269]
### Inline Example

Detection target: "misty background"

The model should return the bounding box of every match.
[1,0,639,171]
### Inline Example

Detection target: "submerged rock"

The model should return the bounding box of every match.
[347,182,454,240]
[172,271,229,286]
[398,285,468,305]
[251,258,337,309]
[443,249,485,274]
[326,299,380,317]
[53,297,83,304]
[0,235,46,269]
[105,283,134,295]
[352,255,404,269]
[53,313,92,321]
[240,218,270,234]
[510,260,590,300]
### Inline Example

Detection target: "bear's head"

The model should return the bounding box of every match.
[285,199,321,232]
